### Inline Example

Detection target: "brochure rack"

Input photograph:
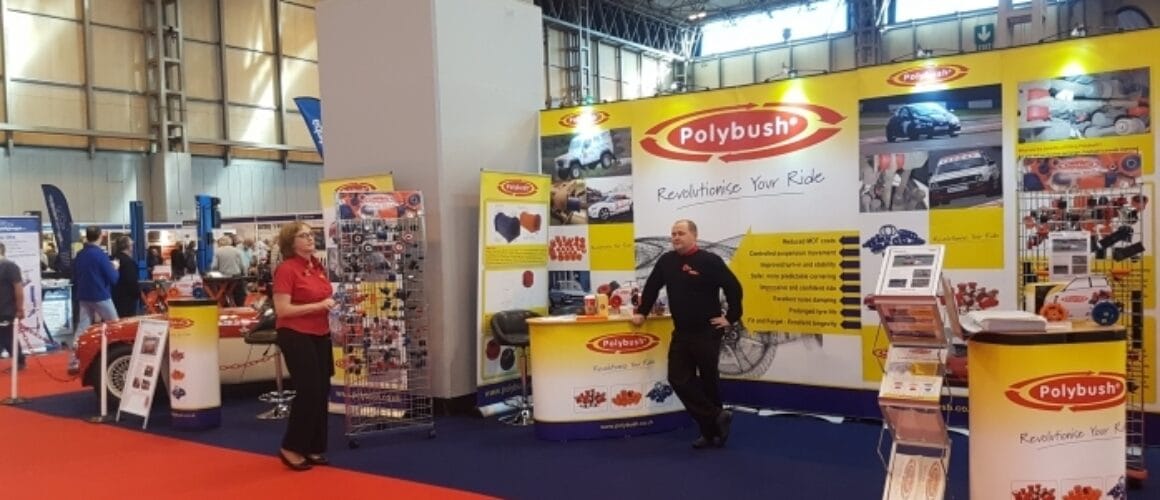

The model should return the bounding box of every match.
[871,245,955,500]
[333,191,435,447]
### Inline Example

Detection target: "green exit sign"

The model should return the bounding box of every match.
[974,23,995,50]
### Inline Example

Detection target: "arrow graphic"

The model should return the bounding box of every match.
[840,297,861,306]
[840,284,860,294]
[840,260,860,269]
[839,235,860,245]
[839,248,860,257]
[977,25,993,43]
[841,320,862,330]
[840,272,861,281]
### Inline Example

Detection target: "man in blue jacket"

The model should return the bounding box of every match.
[73,227,119,338]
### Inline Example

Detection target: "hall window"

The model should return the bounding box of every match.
[894,0,1033,23]
[698,0,848,57]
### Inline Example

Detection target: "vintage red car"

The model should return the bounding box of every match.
[68,305,282,403]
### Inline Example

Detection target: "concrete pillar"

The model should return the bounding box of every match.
[317,0,544,400]
[148,152,194,222]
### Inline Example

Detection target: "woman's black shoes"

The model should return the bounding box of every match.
[279,450,312,471]
[305,454,329,466]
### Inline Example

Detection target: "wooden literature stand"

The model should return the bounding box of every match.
[872,245,958,500]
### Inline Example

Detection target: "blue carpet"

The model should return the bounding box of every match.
[19,390,1160,500]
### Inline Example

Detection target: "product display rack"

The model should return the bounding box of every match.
[871,245,954,500]
[1015,185,1147,484]
[333,191,435,447]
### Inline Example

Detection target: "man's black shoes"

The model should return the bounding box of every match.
[716,410,733,447]
[691,436,717,449]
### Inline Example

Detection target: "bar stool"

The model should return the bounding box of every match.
[242,302,294,419]
[489,309,540,426]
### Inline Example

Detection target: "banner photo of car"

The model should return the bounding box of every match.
[859,84,1003,212]
[475,170,551,408]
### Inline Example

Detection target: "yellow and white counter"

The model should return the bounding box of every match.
[968,322,1127,499]
[527,315,687,441]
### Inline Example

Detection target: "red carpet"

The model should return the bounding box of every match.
[0,405,493,499]
[1,351,83,399]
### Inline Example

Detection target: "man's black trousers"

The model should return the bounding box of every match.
[667,328,723,438]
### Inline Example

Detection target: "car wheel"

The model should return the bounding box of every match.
[599,208,610,220]
[89,343,133,406]
[569,162,582,180]
[908,128,920,141]
[949,130,960,137]
[600,151,614,169]
[886,130,896,143]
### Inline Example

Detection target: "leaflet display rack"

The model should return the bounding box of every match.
[1015,185,1147,483]
[872,245,954,500]
[333,190,435,447]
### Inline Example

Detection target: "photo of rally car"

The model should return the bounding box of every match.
[928,149,1001,207]
[885,102,962,142]
[587,193,632,221]
[554,131,617,180]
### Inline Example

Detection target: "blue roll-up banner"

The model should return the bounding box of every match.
[40,184,74,273]
[293,96,324,158]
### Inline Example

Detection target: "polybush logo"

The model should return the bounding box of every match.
[169,318,195,330]
[559,110,610,128]
[336,182,377,192]
[886,64,969,87]
[1005,372,1125,411]
[640,103,845,162]
[498,179,537,197]
[586,333,661,354]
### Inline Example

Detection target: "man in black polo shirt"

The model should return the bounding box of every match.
[0,242,26,371]
[633,219,743,449]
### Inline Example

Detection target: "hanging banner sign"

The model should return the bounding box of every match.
[0,216,45,353]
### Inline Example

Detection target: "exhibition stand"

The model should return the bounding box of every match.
[968,323,1128,500]
[166,299,222,430]
[526,315,686,441]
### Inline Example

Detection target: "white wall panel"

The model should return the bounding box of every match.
[881,27,915,63]
[92,0,141,29]
[225,48,277,108]
[692,59,720,89]
[93,91,147,134]
[598,77,619,101]
[620,50,640,99]
[0,149,147,223]
[546,27,565,105]
[282,58,319,108]
[281,2,318,60]
[641,56,660,97]
[755,48,790,82]
[227,106,278,144]
[9,83,86,128]
[224,0,274,51]
[916,20,961,53]
[191,157,322,216]
[720,54,753,88]
[182,0,219,42]
[185,42,222,100]
[10,0,80,19]
[8,12,84,84]
[284,111,313,148]
[793,40,831,72]
[832,36,856,70]
[597,42,618,77]
[92,26,145,92]
[187,101,224,140]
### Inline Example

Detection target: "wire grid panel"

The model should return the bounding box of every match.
[333,192,434,442]
[1014,185,1147,478]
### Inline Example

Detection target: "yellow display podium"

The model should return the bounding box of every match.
[526,315,687,440]
[968,323,1127,499]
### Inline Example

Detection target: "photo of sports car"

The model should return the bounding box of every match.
[68,302,282,405]
[587,193,632,222]
[885,102,962,142]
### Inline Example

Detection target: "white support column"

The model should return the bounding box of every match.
[317,0,544,399]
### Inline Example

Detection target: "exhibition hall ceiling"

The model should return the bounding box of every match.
[618,0,813,23]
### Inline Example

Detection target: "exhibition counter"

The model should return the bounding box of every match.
[527,315,687,441]
[968,322,1127,499]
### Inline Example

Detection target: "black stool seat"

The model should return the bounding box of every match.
[244,328,277,345]
[491,310,538,347]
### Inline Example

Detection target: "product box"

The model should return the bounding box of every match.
[882,443,948,500]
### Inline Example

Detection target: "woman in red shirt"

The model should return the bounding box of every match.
[272,222,335,470]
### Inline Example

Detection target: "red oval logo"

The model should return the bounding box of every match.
[886,64,969,87]
[559,111,610,128]
[169,318,195,330]
[498,179,538,197]
[1005,372,1125,411]
[585,333,660,354]
[336,182,377,192]
[872,348,889,360]
[641,103,844,163]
